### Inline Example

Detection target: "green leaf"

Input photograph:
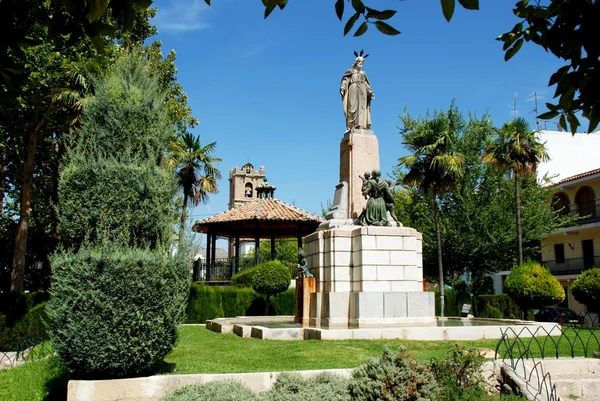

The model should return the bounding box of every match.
[344,13,360,36]
[504,38,523,61]
[374,21,400,35]
[567,113,580,134]
[277,0,288,10]
[441,0,455,22]
[335,0,344,21]
[559,114,567,132]
[351,0,366,14]
[586,112,599,134]
[457,0,479,10]
[366,9,397,20]
[354,22,368,37]
[86,0,110,22]
[548,65,570,86]
[537,111,559,120]
[204,0,211,5]
[262,0,277,18]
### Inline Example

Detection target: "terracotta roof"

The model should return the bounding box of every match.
[553,168,600,186]
[192,198,322,238]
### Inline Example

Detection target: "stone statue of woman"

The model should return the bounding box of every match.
[340,50,375,132]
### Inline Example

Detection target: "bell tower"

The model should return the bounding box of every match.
[228,162,266,210]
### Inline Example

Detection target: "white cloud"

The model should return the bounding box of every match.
[154,0,211,32]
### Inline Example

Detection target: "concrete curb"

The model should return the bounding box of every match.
[67,368,353,401]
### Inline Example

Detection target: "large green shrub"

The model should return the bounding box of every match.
[504,261,564,315]
[252,260,291,316]
[264,372,350,401]
[571,267,600,308]
[348,347,440,401]
[58,54,176,251]
[47,247,190,378]
[160,381,260,401]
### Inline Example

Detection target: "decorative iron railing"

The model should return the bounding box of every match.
[543,256,600,275]
[0,334,52,369]
[494,322,600,401]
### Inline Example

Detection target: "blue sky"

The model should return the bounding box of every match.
[150,0,567,245]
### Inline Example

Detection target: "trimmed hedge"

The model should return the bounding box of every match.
[47,247,190,378]
[474,295,522,320]
[185,283,296,323]
[504,261,564,311]
[0,302,49,351]
[231,266,260,288]
[571,267,600,308]
[0,291,49,325]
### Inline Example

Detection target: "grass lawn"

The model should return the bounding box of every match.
[164,325,501,374]
[1,325,597,401]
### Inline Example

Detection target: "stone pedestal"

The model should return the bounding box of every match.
[295,277,316,326]
[340,129,380,219]
[304,225,434,328]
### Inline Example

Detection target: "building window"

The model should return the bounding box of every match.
[575,186,596,217]
[554,243,565,264]
[552,193,570,216]
[244,183,253,198]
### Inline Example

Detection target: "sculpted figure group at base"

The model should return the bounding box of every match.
[340,50,375,132]
[358,169,399,226]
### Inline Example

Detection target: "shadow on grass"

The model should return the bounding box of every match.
[42,358,71,401]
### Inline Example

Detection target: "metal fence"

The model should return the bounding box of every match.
[494,318,600,401]
[543,256,600,275]
[0,334,52,369]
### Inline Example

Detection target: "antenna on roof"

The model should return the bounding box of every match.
[509,92,519,120]
[528,91,546,130]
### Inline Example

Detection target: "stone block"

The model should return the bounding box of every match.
[310,293,322,320]
[362,280,391,292]
[361,250,390,265]
[404,266,422,281]
[321,292,350,320]
[333,266,351,281]
[353,265,377,281]
[383,292,408,318]
[333,281,352,292]
[403,236,417,251]
[416,238,423,253]
[333,237,352,251]
[377,265,404,281]
[390,250,416,266]
[406,292,434,317]
[376,235,403,250]
[333,251,351,267]
[349,292,384,320]
[351,281,362,292]
[391,281,419,292]
[352,234,377,251]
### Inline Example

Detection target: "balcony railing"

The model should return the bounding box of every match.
[543,256,600,276]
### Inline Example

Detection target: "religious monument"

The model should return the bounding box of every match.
[300,51,434,328]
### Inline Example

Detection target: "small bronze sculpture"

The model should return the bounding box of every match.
[297,249,313,278]
[358,169,397,226]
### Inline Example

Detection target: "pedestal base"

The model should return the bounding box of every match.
[304,225,433,328]
[295,277,316,325]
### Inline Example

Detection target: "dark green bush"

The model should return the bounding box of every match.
[185,284,295,323]
[160,380,261,401]
[231,266,260,288]
[571,267,600,308]
[47,247,190,378]
[0,302,49,351]
[435,289,463,316]
[58,159,176,249]
[0,291,49,324]
[253,260,291,315]
[264,372,350,401]
[475,295,521,319]
[349,347,440,401]
[504,261,564,313]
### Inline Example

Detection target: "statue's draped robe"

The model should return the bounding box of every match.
[341,69,373,130]
[360,179,388,226]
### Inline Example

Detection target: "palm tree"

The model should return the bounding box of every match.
[483,117,549,265]
[166,132,222,234]
[398,114,464,317]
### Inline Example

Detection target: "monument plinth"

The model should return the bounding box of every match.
[340,129,380,219]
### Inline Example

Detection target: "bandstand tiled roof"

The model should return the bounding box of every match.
[192,198,322,238]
